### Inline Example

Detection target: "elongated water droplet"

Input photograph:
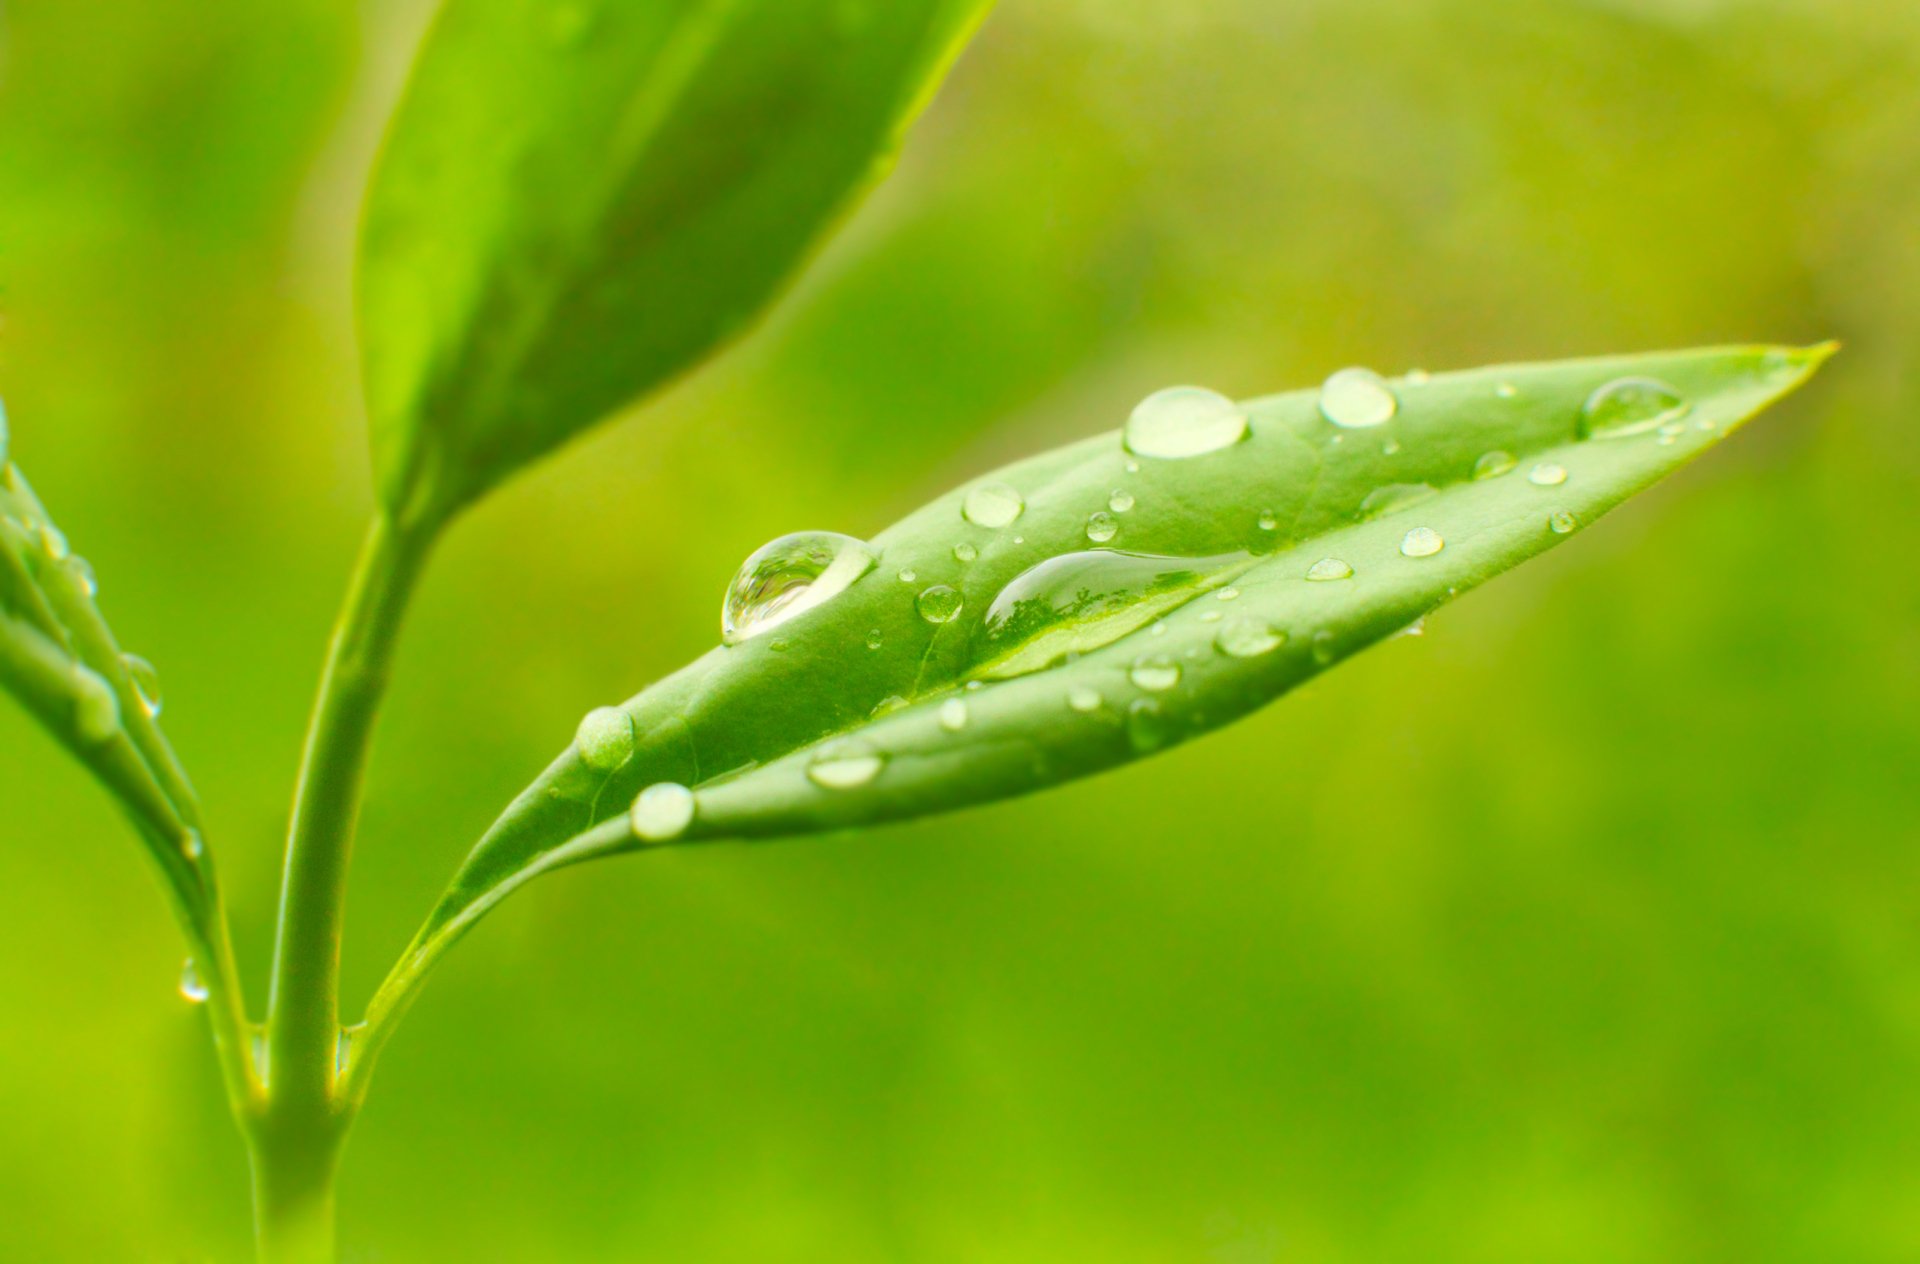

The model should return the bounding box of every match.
[1312,630,1337,664]
[1085,511,1118,543]
[1474,450,1517,480]
[1306,558,1353,582]
[630,782,695,842]
[1215,586,1239,601]
[122,653,162,718]
[1127,698,1169,752]
[179,959,208,1004]
[974,549,1248,680]
[1548,510,1579,535]
[1400,526,1444,558]
[574,706,634,771]
[71,665,119,744]
[1067,686,1103,713]
[916,584,963,624]
[1358,482,1437,520]
[1108,489,1135,513]
[938,698,969,732]
[1579,377,1689,439]
[952,542,977,563]
[1124,386,1248,458]
[1319,368,1397,429]
[962,482,1024,528]
[806,741,885,790]
[1527,463,1568,487]
[1129,654,1181,692]
[1216,616,1284,658]
[722,531,877,644]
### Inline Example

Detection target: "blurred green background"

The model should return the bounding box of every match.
[2,0,1916,1260]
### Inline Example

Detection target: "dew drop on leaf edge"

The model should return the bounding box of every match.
[630,782,695,842]
[179,959,208,1004]
[123,653,162,719]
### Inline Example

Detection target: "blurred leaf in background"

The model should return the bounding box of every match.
[0,1,1916,1261]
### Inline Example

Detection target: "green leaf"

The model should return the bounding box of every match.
[359,0,996,529]
[366,343,1830,1026]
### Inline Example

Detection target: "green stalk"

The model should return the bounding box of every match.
[254,512,432,1257]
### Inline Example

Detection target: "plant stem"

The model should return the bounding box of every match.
[261,511,431,1194]
[249,1122,345,1264]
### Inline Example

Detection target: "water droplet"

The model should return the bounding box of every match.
[179,959,208,1004]
[938,698,969,732]
[1474,450,1517,480]
[1124,386,1248,458]
[962,482,1024,528]
[1085,511,1118,543]
[806,741,885,790]
[1496,382,1519,399]
[1199,610,1223,623]
[1382,438,1403,456]
[1396,615,1428,639]
[1257,510,1279,532]
[574,706,634,771]
[337,1024,365,1074]
[1127,699,1169,752]
[1318,367,1397,429]
[1108,489,1135,513]
[1124,459,1141,474]
[122,653,162,718]
[37,522,69,561]
[1548,510,1579,535]
[973,549,1248,680]
[1067,686,1103,713]
[865,628,883,650]
[1527,463,1568,487]
[1358,482,1437,520]
[897,568,917,584]
[722,531,877,644]
[1306,558,1353,582]
[916,584,963,623]
[1312,630,1337,664]
[871,694,909,717]
[71,556,98,598]
[1579,377,1690,440]
[1216,616,1284,658]
[1128,654,1182,692]
[952,542,977,563]
[71,665,119,744]
[1215,586,1240,601]
[769,638,790,653]
[182,830,205,860]
[630,782,695,842]
[1400,526,1444,558]
[1149,620,1168,636]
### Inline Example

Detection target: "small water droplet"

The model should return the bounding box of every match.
[1216,616,1284,658]
[1396,615,1428,639]
[871,694,909,717]
[1108,489,1135,514]
[1124,459,1141,474]
[1127,698,1169,752]
[630,782,695,842]
[37,522,69,561]
[865,628,883,650]
[182,830,204,860]
[1474,450,1517,480]
[1527,463,1568,487]
[1257,510,1279,532]
[1496,382,1519,399]
[952,542,977,563]
[1306,558,1354,582]
[939,698,969,732]
[71,665,119,744]
[722,531,877,644]
[916,584,963,623]
[1400,526,1444,558]
[70,556,98,598]
[1149,621,1168,636]
[1580,377,1690,439]
[574,705,634,771]
[897,568,917,584]
[1312,630,1337,664]
[179,958,208,1004]
[1067,686,1104,713]
[806,741,885,790]
[962,482,1025,528]
[337,1023,366,1075]
[1548,510,1579,535]
[1124,386,1249,458]
[1215,586,1239,601]
[1085,511,1118,543]
[1358,482,1437,520]
[1199,610,1223,623]
[122,653,162,719]
[1129,654,1182,692]
[1319,367,1397,429]
[1382,438,1403,456]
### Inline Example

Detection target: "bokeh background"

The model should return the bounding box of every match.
[2,0,1917,1259]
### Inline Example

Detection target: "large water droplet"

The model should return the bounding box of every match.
[1358,482,1437,520]
[179,958,208,1004]
[973,549,1249,680]
[939,698,969,732]
[1474,450,1517,480]
[1108,489,1135,514]
[1319,368,1397,429]
[1216,616,1284,658]
[806,741,885,790]
[1579,377,1689,440]
[1124,386,1248,458]
[962,482,1024,528]
[916,584,964,624]
[630,782,695,842]
[1527,463,1568,487]
[71,665,119,744]
[574,706,634,772]
[1400,526,1444,558]
[1306,558,1353,582]
[1128,654,1181,692]
[722,531,877,644]
[122,653,162,718]
[1085,511,1118,544]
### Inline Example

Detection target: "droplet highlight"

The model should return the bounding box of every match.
[1319,368,1397,429]
[1085,511,1118,544]
[1400,526,1444,558]
[1128,654,1182,693]
[1124,386,1249,458]
[916,584,964,624]
[1306,558,1354,582]
[1527,463,1568,487]
[722,531,877,644]
[630,782,695,842]
[806,741,886,791]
